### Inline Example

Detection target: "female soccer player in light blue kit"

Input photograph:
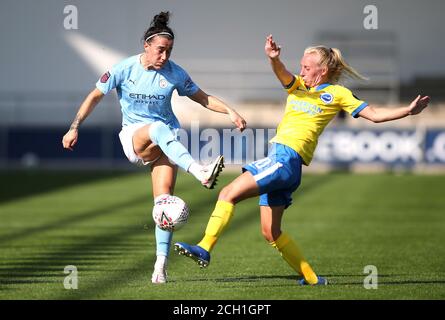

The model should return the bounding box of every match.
[62,12,246,284]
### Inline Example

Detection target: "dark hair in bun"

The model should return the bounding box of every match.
[143,11,175,43]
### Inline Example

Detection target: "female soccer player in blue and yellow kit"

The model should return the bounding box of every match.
[62,12,246,284]
[175,35,430,285]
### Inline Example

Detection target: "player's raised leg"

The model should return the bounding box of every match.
[150,154,177,284]
[175,171,259,267]
[261,205,327,285]
[132,122,224,189]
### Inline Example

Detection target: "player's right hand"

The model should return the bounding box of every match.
[265,34,281,59]
[62,129,78,151]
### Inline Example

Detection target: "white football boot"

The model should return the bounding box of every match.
[151,268,167,284]
[151,256,168,284]
[200,155,224,189]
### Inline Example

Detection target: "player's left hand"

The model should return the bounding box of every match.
[228,109,247,132]
[62,128,78,151]
[409,95,430,115]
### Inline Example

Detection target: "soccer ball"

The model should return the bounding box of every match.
[152,194,189,232]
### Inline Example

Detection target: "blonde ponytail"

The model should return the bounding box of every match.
[304,46,368,84]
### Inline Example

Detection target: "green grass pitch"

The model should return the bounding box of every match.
[0,170,444,299]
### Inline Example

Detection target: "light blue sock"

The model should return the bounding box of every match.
[155,225,173,257]
[149,121,194,171]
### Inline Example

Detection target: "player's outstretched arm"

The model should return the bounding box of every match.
[265,34,294,88]
[62,88,104,151]
[188,89,247,132]
[358,95,430,123]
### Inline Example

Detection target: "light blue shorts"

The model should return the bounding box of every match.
[243,143,302,208]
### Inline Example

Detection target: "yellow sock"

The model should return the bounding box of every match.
[197,200,234,252]
[270,232,318,285]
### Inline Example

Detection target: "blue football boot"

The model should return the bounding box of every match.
[174,242,211,268]
[298,276,328,286]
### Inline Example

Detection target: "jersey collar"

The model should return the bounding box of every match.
[302,82,331,92]
[314,83,331,91]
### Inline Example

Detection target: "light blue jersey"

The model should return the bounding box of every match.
[96,55,199,128]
